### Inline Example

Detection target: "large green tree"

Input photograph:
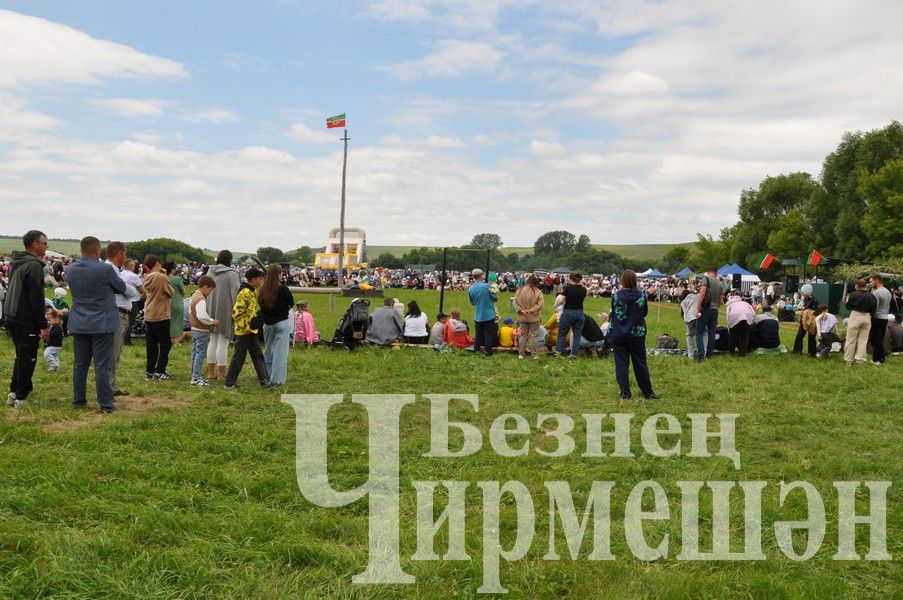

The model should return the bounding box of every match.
[256,246,285,264]
[283,246,315,265]
[859,159,903,259]
[731,172,820,267]
[533,230,576,256]
[125,238,207,264]
[691,230,732,272]
[466,233,503,250]
[766,209,815,260]
[660,246,691,273]
[811,121,903,260]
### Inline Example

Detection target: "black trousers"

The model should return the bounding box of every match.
[145,320,172,374]
[403,335,429,344]
[729,321,750,356]
[818,332,838,358]
[473,319,495,356]
[793,324,816,356]
[612,336,653,398]
[124,300,141,343]
[870,318,888,364]
[225,334,270,386]
[8,323,40,401]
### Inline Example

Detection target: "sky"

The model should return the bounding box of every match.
[1,1,902,252]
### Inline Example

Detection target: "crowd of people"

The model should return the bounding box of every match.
[2,231,900,412]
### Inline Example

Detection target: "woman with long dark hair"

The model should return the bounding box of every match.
[258,264,294,385]
[610,270,658,400]
[403,300,429,344]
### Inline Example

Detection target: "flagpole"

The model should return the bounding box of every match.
[337,128,349,289]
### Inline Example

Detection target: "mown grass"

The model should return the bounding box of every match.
[1,290,900,599]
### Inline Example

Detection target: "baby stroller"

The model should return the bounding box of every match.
[330,298,370,350]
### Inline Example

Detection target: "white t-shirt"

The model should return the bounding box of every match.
[403,313,429,337]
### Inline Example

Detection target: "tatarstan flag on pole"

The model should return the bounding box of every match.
[808,249,823,266]
[757,252,776,269]
[326,113,346,128]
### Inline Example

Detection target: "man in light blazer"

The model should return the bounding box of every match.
[67,236,126,413]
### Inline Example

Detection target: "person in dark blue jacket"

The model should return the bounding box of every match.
[609,270,658,400]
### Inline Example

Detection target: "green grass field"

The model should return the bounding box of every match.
[1,289,900,599]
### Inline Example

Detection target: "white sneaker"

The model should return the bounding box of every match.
[12,398,26,409]
[6,392,16,407]
[872,361,884,366]
[518,355,525,360]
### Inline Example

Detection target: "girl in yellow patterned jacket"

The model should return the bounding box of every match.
[224,268,272,389]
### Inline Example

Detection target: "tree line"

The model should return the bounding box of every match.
[693,121,903,273]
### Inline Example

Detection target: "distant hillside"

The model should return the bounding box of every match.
[368,242,696,262]
[0,236,92,256]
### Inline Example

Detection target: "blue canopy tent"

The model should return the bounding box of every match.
[643,268,667,279]
[675,267,694,278]
[719,263,755,276]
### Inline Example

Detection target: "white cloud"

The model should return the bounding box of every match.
[0,93,62,136]
[93,98,168,118]
[383,39,504,79]
[473,133,497,146]
[129,131,165,145]
[365,0,432,22]
[425,135,466,148]
[184,108,240,123]
[285,122,340,144]
[528,139,565,158]
[0,9,187,87]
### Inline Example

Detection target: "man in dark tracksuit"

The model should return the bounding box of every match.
[3,230,50,408]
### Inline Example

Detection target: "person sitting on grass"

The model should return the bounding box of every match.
[188,276,219,386]
[752,305,781,350]
[815,304,838,359]
[224,268,271,390]
[366,298,403,346]
[498,317,515,348]
[402,300,429,344]
[430,312,448,348]
[443,308,474,349]
[578,313,605,357]
[293,300,320,346]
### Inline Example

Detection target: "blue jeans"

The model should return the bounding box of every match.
[557,309,585,356]
[263,318,292,384]
[72,332,115,410]
[44,346,61,370]
[578,337,604,350]
[695,308,718,360]
[191,330,210,381]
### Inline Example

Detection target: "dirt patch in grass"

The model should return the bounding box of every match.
[6,396,190,434]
